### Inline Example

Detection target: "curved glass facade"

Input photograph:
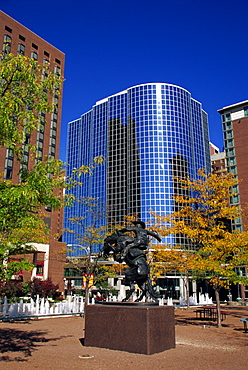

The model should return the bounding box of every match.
[64,83,210,255]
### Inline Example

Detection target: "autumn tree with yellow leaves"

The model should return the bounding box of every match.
[151,248,197,308]
[152,170,248,327]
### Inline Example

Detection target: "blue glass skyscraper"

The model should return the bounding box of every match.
[64,83,210,255]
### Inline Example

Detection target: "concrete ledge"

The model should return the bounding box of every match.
[84,304,175,355]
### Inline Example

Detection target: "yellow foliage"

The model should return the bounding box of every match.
[151,170,248,290]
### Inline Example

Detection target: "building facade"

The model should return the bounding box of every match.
[64,83,211,257]
[0,11,65,291]
[218,100,248,232]
[210,142,227,175]
[218,101,248,299]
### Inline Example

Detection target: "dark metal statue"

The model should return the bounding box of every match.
[102,221,161,303]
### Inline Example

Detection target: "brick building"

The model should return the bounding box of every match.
[218,101,248,299]
[210,142,227,175]
[218,101,248,231]
[0,11,66,293]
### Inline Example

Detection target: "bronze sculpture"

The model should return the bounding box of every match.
[102,221,161,303]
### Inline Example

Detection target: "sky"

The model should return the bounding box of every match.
[1,0,248,162]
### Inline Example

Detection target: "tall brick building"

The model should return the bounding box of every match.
[218,101,248,299]
[218,100,248,231]
[0,11,66,292]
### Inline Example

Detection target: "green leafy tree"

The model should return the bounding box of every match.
[152,170,248,327]
[0,158,65,281]
[0,53,105,283]
[0,157,104,282]
[0,53,62,156]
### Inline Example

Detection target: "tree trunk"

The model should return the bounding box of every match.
[184,275,190,308]
[215,288,222,328]
[85,278,89,307]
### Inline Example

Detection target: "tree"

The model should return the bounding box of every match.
[0,158,64,281]
[0,156,104,282]
[0,53,105,283]
[28,278,59,299]
[152,248,197,308]
[152,170,248,327]
[0,53,62,157]
[64,197,116,305]
[0,52,63,281]
[0,280,25,301]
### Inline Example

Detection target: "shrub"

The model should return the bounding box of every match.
[28,278,59,299]
[0,280,24,301]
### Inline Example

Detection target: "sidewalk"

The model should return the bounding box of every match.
[0,305,247,369]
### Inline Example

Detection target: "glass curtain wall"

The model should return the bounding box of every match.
[64,83,210,255]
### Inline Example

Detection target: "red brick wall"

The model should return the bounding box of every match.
[232,117,248,228]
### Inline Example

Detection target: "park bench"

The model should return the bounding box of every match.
[240,318,247,332]
[194,307,227,321]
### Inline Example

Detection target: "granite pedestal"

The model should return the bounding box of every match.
[84,304,175,355]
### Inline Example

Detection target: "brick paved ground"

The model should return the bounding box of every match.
[0,305,247,369]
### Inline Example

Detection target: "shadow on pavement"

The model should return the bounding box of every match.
[0,327,71,362]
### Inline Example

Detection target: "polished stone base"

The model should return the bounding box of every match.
[84,304,175,355]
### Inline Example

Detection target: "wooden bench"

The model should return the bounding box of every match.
[194,308,227,321]
[194,307,216,320]
[240,318,247,332]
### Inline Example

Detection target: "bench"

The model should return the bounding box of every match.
[194,307,216,320]
[220,311,228,321]
[194,308,227,321]
[240,318,248,332]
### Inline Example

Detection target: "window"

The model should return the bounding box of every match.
[227,157,236,166]
[45,204,52,212]
[226,139,234,148]
[5,167,12,180]
[42,59,49,78]
[49,137,56,147]
[229,166,237,174]
[3,34,12,54]
[37,132,44,142]
[5,25,12,33]
[19,34,26,42]
[230,194,239,204]
[222,113,231,122]
[226,148,234,156]
[44,217,51,229]
[244,107,248,117]
[32,43,38,50]
[31,50,38,60]
[17,43,25,55]
[223,121,232,130]
[55,58,61,64]
[54,65,61,76]
[44,50,50,57]
[4,148,14,180]
[49,146,55,155]
[36,262,44,276]
[74,279,82,287]
[224,130,233,139]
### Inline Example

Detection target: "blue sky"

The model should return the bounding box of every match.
[1,0,247,162]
